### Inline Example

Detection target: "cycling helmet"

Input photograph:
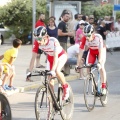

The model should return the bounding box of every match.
[33,26,47,40]
[84,24,94,37]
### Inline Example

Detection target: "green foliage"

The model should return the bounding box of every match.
[0,0,47,44]
[81,2,96,15]
[93,4,113,19]
[116,12,120,20]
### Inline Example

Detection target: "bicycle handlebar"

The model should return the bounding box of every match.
[77,64,97,69]
[31,70,51,76]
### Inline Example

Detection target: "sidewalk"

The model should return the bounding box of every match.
[0,44,79,95]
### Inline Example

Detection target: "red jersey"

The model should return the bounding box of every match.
[35,20,46,28]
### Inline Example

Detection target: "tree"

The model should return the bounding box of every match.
[0,0,47,44]
[93,4,113,19]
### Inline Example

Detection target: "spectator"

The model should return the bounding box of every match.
[0,39,22,92]
[65,44,85,78]
[26,13,46,81]
[97,20,108,43]
[58,10,73,51]
[74,13,83,31]
[58,10,74,75]
[67,10,75,45]
[104,16,112,32]
[89,15,95,25]
[114,18,120,31]
[73,13,83,43]
[75,20,85,44]
[46,18,58,38]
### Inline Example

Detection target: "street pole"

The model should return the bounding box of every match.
[32,0,36,45]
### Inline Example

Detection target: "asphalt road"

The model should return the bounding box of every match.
[7,50,120,120]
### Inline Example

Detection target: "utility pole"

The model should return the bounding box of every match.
[32,0,36,45]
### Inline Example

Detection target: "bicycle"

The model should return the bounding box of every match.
[0,92,12,120]
[77,64,108,112]
[31,70,74,120]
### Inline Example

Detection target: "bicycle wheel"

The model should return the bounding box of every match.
[59,83,74,120]
[35,86,53,120]
[0,93,12,120]
[100,81,108,107]
[84,73,96,112]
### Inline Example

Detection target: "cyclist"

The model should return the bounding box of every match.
[76,24,107,95]
[31,26,69,100]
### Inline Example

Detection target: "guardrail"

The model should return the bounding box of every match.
[106,31,120,48]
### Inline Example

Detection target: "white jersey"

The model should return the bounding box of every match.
[80,34,104,50]
[39,37,63,56]
[67,44,79,58]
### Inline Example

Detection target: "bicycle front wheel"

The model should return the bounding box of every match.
[35,86,53,120]
[0,93,12,120]
[84,74,96,112]
[60,83,74,120]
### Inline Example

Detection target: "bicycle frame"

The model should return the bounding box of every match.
[89,65,102,96]
[32,70,61,111]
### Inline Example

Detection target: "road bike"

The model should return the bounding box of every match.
[0,92,12,120]
[77,64,108,112]
[31,70,74,120]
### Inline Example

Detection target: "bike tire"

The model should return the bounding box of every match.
[0,93,12,120]
[59,83,74,120]
[35,86,53,120]
[84,73,96,112]
[100,81,108,107]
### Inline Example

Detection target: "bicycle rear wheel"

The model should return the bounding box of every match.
[59,83,74,120]
[35,86,53,120]
[84,74,96,112]
[100,81,108,107]
[0,93,12,120]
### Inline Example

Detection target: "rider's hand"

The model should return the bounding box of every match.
[97,63,101,70]
[49,71,56,77]
[75,66,79,73]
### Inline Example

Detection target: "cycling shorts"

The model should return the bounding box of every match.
[46,50,67,70]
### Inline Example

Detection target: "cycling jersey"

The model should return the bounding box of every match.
[80,34,104,50]
[39,37,66,70]
[80,34,106,64]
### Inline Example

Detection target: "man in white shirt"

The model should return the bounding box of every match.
[67,44,79,64]
[115,18,120,31]
[63,44,79,75]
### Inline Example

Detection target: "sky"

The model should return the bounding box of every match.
[0,0,11,6]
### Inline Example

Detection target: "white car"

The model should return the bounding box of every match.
[0,23,9,44]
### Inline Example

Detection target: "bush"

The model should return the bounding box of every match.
[0,0,47,44]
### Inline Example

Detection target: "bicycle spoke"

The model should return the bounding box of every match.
[35,86,53,120]
[84,74,96,111]
[60,83,74,120]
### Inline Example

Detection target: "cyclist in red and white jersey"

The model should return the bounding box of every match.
[76,24,107,95]
[33,26,69,100]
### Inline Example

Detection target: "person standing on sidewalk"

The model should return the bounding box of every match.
[26,13,46,81]
[58,11,73,75]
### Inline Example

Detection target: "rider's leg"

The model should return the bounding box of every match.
[55,54,69,100]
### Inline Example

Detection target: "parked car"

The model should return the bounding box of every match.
[0,23,9,44]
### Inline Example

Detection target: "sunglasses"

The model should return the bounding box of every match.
[36,37,43,41]
[85,33,91,37]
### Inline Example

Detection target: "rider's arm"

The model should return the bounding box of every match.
[51,41,59,71]
[77,36,86,66]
